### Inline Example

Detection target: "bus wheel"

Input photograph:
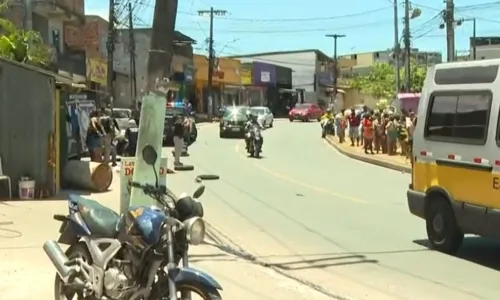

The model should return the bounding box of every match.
[425,197,464,254]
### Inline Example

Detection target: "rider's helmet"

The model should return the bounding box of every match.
[251,113,258,122]
[128,119,137,127]
[326,107,333,114]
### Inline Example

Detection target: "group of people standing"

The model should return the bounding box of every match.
[332,106,417,159]
[86,107,120,166]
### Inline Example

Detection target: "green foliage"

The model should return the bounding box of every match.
[350,61,427,99]
[0,2,49,65]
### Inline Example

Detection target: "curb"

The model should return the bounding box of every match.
[325,136,411,173]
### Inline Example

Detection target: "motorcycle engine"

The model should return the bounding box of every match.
[104,255,138,299]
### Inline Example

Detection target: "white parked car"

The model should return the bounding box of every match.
[250,106,274,128]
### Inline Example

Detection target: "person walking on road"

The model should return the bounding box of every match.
[173,115,184,166]
[347,109,361,147]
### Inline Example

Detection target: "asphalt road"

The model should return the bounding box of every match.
[167,120,500,300]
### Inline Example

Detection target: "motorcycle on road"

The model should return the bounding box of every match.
[321,118,335,138]
[43,145,222,300]
[246,124,263,158]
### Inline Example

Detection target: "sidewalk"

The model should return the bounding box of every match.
[0,179,333,300]
[325,136,411,173]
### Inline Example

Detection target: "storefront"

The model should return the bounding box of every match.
[193,55,242,114]
[251,61,277,108]
[274,65,293,116]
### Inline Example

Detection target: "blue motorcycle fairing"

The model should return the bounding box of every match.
[169,267,223,290]
[127,206,166,245]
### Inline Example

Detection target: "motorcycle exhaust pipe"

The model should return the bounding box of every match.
[43,240,77,283]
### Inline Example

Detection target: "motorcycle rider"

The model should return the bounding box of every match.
[320,107,334,122]
[320,108,335,134]
[245,112,263,152]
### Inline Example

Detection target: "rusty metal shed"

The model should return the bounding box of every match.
[0,57,72,197]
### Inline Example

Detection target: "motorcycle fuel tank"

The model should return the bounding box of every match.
[120,206,166,247]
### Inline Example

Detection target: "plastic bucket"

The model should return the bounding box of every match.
[18,180,35,200]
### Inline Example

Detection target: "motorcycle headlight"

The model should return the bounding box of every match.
[183,217,205,245]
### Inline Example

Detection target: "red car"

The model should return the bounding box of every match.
[288,103,323,122]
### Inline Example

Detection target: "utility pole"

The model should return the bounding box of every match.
[325,34,345,104]
[392,0,401,95]
[444,0,455,62]
[147,0,178,93]
[457,18,476,60]
[24,0,33,47]
[472,18,476,60]
[198,8,227,119]
[107,0,116,107]
[128,2,138,109]
[403,0,411,92]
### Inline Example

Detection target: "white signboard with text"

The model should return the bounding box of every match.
[119,157,168,214]
[261,71,270,83]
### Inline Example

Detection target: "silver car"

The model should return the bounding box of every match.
[250,106,274,128]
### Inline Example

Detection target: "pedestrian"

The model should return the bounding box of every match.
[359,105,368,146]
[335,109,347,143]
[362,113,374,154]
[409,115,417,166]
[99,107,119,166]
[398,115,409,157]
[173,115,184,166]
[347,108,361,146]
[86,110,103,162]
[373,113,383,154]
[124,119,139,157]
[386,115,398,155]
[381,113,389,154]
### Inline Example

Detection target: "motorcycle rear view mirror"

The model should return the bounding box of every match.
[193,185,205,199]
[142,145,158,166]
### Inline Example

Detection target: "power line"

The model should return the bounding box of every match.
[177,20,393,34]
[178,6,392,22]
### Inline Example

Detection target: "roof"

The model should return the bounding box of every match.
[118,28,196,44]
[224,49,332,61]
[85,15,108,23]
[0,56,74,85]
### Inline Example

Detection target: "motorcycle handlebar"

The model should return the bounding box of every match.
[130,181,167,198]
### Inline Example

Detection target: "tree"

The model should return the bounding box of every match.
[0,2,49,66]
[350,61,427,99]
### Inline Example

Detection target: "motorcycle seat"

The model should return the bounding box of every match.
[68,194,120,238]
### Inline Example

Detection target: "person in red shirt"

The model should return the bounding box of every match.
[362,113,375,154]
[347,109,361,146]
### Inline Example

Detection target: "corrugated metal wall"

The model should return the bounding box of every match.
[0,60,55,197]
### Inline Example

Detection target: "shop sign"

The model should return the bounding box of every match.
[86,58,107,86]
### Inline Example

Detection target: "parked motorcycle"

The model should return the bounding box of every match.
[247,124,263,158]
[43,145,222,300]
[321,118,335,138]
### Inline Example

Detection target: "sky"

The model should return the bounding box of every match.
[85,0,500,60]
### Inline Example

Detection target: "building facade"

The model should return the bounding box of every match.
[470,36,500,60]
[340,49,442,69]
[4,0,86,82]
[193,55,242,113]
[227,49,332,104]
[114,28,195,108]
